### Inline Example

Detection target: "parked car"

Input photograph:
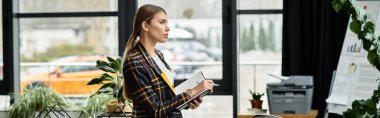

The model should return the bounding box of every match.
[156,39,222,79]
[20,55,109,94]
[156,39,219,62]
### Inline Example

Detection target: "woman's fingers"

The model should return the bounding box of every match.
[197,97,203,103]
[189,102,196,109]
[191,80,215,96]
[188,97,204,109]
[205,80,214,93]
[192,99,200,106]
[206,80,214,84]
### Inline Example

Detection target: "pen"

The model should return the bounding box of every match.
[196,81,220,87]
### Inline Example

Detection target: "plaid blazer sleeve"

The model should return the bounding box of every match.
[124,57,190,117]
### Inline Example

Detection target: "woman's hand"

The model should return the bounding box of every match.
[189,97,203,109]
[184,80,214,109]
[190,80,214,98]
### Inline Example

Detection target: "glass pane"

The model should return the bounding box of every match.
[0,0,2,81]
[20,0,117,13]
[138,0,223,80]
[238,15,282,114]
[19,17,118,99]
[238,0,283,10]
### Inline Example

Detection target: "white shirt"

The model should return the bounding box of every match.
[153,55,174,86]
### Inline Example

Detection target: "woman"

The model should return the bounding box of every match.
[122,4,215,118]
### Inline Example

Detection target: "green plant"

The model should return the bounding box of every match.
[9,86,70,118]
[87,56,126,104]
[82,94,113,117]
[249,89,264,100]
[332,0,380,117]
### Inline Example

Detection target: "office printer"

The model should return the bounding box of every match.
[266,76,313,114]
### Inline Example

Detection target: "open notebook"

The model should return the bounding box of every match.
[174,71,216,110]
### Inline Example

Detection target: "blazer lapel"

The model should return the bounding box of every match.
[137,42,175,94]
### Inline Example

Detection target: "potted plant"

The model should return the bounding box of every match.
[9,85,70,118]
[332,0,380,117]
[249,89,264,109]
[82,93,113,117]
[87,56,132,113]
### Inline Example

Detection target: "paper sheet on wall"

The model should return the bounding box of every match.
[326,1,380,115]
[0,95,10,110]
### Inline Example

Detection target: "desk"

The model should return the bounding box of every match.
[238,110,318,118]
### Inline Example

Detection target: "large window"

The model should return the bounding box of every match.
[237,0,283,115]
[138,0,231,117]
[19,17,118,94]
[17,1,118,104]
[3,0,274,116]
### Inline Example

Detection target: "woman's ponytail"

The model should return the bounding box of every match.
[122,31,138,100]
[122,31,138,59]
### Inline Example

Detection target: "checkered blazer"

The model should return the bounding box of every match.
[123,42,190,118]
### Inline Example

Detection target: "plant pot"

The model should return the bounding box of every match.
[250,99,263,109]
[106,100,132,113]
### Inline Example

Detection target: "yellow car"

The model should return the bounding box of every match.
[20,55,111,94]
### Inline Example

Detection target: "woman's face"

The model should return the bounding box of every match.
[146,11,170,43]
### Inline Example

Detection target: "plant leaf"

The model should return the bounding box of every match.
[350,20,361,35]
[116,57,122,67]
[363,39,372,51]
[98,88,113,93]
[100,73,114,81]
[374,54,380,72]
[117,87,126,104]
[332,0,343,12]
[107,57,120,70]
[367,49,376,66]
[107,56,117,64]
[339,0,347,4]
[110,63,119,72]
[113,82,120,98]
[96,60,116,73]
[364,21,375,34]
[87,78,103,85]
[98,83,115,92]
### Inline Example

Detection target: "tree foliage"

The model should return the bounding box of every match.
[258,22,268,50]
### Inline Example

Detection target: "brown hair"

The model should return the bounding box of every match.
[123,4,166,100]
